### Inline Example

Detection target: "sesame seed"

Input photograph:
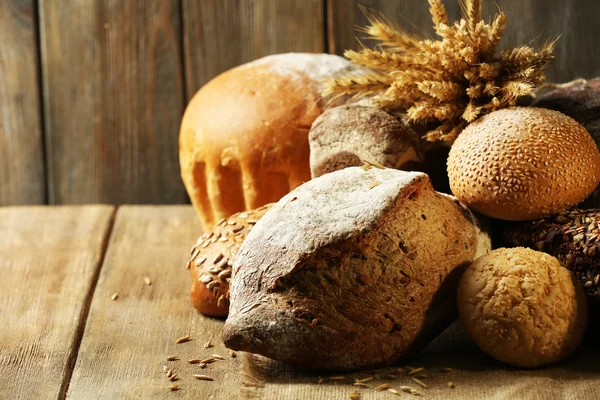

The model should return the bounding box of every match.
[111,292,118,301]
[166,384,180,391]
[144,277,152,286]
[448,382,455,389]
[167,355,179,361]
[204,340,212,349]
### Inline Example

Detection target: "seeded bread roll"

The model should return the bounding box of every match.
[447,107,600,220]
[532,78,600,208]
[501,208,600,298]
[180,53,359,229]
[187,204,273,316]
[222,166,491,370]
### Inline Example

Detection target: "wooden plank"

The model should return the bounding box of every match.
[182,0,325,99]
[327,0,461,56]
[0,206,115,399]
[39,0,187,205]
[0,0,45,205]
[67,206,241,399]
[327,0,600,82]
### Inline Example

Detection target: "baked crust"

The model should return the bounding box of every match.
[179,53,357,229]
[187,204,273,316]
[222,167,490,370]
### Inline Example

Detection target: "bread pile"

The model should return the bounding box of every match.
[179,2,600,373]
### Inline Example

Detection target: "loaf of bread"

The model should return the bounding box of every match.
[187,204,273,316]
[179,53,359,229]
[308,104,452,192]
[309,105,421,177]
[532,79,600,208]
[501,208,600,299]
[222,166,491,370]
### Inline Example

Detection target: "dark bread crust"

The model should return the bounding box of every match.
[501,208,600,298]
[309,105,420,178]
[222,167,490,370]
[187,204,273,316]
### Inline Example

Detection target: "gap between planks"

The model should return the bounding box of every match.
[57,209,117,400]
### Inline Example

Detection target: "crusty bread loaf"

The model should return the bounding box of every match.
[309,105,421,177]
[187,204,273,316]
[179,53,358,229]
[308,104,452,192]
[222,166,491,370]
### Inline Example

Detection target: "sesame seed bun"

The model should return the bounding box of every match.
[447,107,600,221]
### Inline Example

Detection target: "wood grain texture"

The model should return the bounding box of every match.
[0,206,115,399]
[327,0,600,82]
[0,0,45,205]
[39,0,187,205]
[67,206,242,399]
[182,0,325,99]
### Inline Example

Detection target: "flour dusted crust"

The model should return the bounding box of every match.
[222,167,491,370]
[457,247,587,368]
[309,105,421,178]
[179,53,359,229]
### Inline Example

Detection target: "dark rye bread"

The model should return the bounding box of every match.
[308,105,452,192]
[222,166,491,370]
[501,208,600,298]
[309,105,421,177]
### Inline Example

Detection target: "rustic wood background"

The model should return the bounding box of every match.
[2,0,599,206]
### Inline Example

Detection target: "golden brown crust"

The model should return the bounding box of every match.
[187,204,273,316]
[457,247,587,368]
[179,54,355,229]
[447,107,600,221]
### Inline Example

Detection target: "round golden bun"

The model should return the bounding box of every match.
[179,53,357,229]
[448,107,600,221]
[457,247,587,368]
[187,204,273,317]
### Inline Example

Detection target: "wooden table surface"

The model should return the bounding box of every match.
[3,206,600,400]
